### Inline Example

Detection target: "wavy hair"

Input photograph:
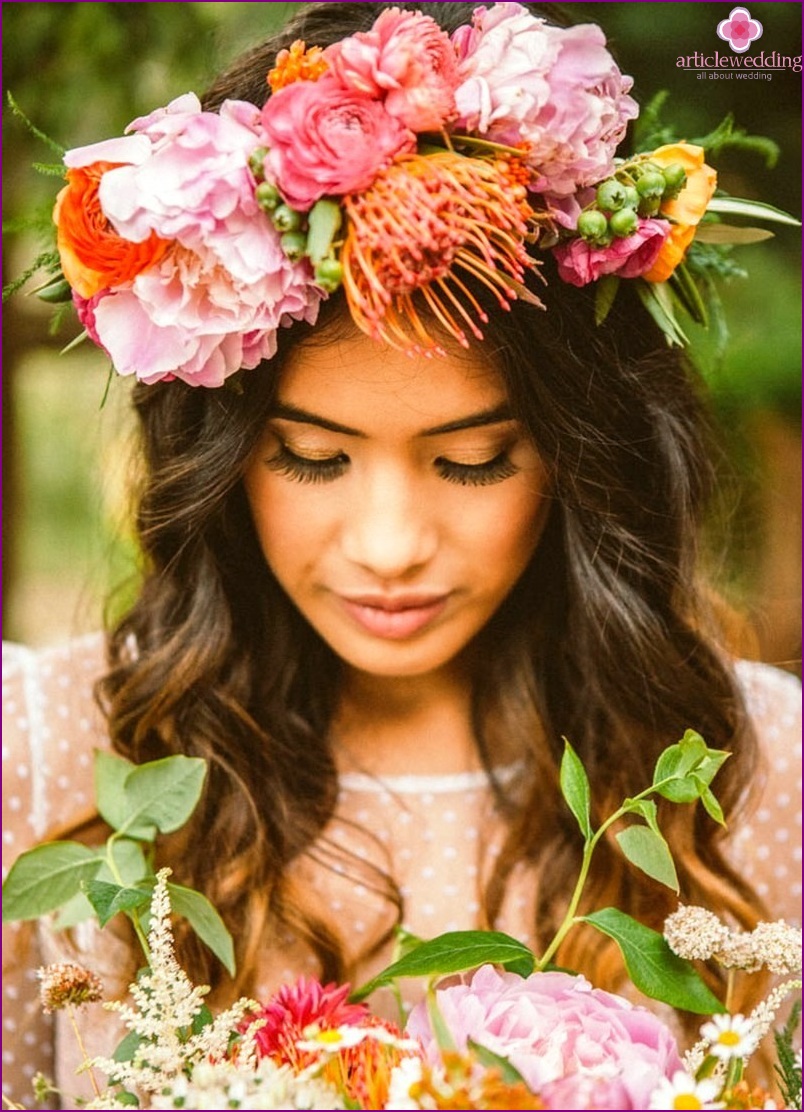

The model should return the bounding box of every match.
[98,2,769,1022]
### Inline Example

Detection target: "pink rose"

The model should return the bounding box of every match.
[405,965,682,1110]
[260,73,415,211]
[553,218,671,286]
[453,3,638,199]
[325,7,460,131]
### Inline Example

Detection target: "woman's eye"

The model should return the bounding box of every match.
[265,443,349,484]
[436,452,519,487]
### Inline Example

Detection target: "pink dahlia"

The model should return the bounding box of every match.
[260,73,415,211]
[405,965,683,1111]
[553,218,671,286]
[325,7,460,131]
[244,977,370,1070]
[453,3,638,199]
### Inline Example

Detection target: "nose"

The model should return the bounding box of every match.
[340,464,438,580]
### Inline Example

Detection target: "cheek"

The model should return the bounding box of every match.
[476,481,551,575]
[244,475,323,581]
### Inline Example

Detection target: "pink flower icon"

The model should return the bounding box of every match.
[717,6,763,52]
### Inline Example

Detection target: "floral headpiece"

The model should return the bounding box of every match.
[45,2,795,387]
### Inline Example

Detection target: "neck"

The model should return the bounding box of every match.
[332,662,481,777]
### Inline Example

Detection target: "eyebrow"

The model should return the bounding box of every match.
[269,401,515,437]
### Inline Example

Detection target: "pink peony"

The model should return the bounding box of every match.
[405,965,683,1110]
[325,7,460,131]
[61,94,321,385]
[88,241,319,387]
[453,3,638,199]
[553,218,671,286]
[260,73,415,211]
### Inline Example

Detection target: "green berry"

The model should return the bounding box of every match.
[577,210,609,243]
[635,169,666,198]
[314,257,343,292]
[661,162,687,198]
[248,147,269,181]
[272,204,303,233]
[608,208,639,238]
[637,195,662,218]
[280,231,307,262]
[596,178,628,213]
[622,184,640,210]
[255,181,281,211]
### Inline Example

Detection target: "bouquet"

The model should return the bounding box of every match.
[3,733,801,1110]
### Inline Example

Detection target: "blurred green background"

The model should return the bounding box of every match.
[2,3,800,669]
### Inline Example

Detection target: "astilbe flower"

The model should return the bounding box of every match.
[452,2,638,201]
[325,7,460,131]
[340,150,543,354]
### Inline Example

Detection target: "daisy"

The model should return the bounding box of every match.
[648,1070,724,1110]
[699,1014,759,1061]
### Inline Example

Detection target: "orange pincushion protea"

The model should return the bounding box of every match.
[268,39,328,92]
[54,162,169,300]
[340,150,544,355]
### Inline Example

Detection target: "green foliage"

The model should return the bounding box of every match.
[580,909,725,1014]
[1,751,235,977]
[774,1000,802,1109]
[559,739,592,839]
[351,931,536,1001]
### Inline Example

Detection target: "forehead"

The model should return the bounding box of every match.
[278,331,508,432]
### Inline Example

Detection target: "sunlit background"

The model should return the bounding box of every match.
[2,3,800,672]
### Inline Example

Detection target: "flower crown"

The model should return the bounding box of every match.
[45,2,795,387]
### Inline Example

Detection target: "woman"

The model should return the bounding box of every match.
[2,2,800,1105]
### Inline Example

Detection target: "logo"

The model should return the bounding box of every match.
[717,6,763,53]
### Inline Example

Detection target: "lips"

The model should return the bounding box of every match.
[338,592,450,640]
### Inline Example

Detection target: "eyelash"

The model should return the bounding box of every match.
[265,444,519,487]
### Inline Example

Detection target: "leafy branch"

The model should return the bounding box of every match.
[2,752,235,977]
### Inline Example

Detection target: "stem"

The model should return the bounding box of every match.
[66,1004,102,1100]
[105,834,152,964]
[724,968,736,1013]
[535,778,679,971]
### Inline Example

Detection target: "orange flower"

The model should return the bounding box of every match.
[642,143,717,283]
[54,162,169,299]
[268,40,328,92]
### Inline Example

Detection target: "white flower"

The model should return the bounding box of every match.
[699,1013,759,1061]
[385,1056,425,1110]
[648,1069,724,1109]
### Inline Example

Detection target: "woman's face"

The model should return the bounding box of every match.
[243,330,550,681]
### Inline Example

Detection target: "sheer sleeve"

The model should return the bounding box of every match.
[731,660,802,926]
[2,636,110,1107]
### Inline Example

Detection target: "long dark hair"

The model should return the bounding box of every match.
[99,2,768,1018]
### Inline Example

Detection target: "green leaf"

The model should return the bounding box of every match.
[695,780,726,826]
[560,738,592,839]
[111,755,208,839]
[350,930,534,1002]
[616,825,679,892]
[623,798,660,834]
[707,196,800,227]
[467,1039,528,1085]
[669,263,708,327]
[167,883,235,977]
[653,734,729,804]
[2,842,102,921]
[306,199,343,265]
[108,839,150,886]
[636,281,689,347]
[52,890,95,931]
[594,275,620,326]
[84,880,151,928]
[581,908,725,1014]
[112,1029,143,1064]
[94,750,148,836]
[694,224,775,246]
